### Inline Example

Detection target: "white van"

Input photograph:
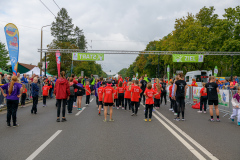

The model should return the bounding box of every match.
[185,70,212,87]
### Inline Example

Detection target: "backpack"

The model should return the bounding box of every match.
[70,85,75,96]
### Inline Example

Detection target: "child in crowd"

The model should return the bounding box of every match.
[169,81,173,111]
[117,81,125,109]
[230,87,240,126]
[154,83,161,109]
[144,83,158,121]
[97,82,105,115]
[130,80,142,116]
[21,84,27,108]
[85,81,91,106]
[31,77,39,114]
[113,86,118,108]
[198,82,207,113]
[124,82,132,110]
[42,82,52,107]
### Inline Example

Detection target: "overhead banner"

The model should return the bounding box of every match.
[4,23,19,75]
[72,53,104,61]
[56,50,61,77]
[172,54,204,63]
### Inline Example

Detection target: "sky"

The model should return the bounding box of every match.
[0,0,239,74]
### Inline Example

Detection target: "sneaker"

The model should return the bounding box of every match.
[231,118,234,122]
[7,123,11,127]
[149,119,152,122]
[169,108,173,111]
[101,108,104,111]
[216,118,220,122]
[172,110,174,113]
[13,124,19,127]
[122,107,124,110]
[109,119,114,122]
[117,107,119,109]
[152,109,155,111]
[144,119,147,122]
[174,113,177,115]
[209,119,214,122]
[182,118,185,121]
[80,108,82,111]
[197,111,202,113]
[174,117,180,121]
[131,113,135,116]
[238,122,240,126]
[56,119,60,122]
[204,111,207,114]
[119,106,121,108]
[62,118,67,122]
[103,119,107,122]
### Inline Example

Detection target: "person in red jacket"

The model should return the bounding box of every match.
[130,80,142,116]
[199,82,207,113]
[42,82,52,107]
[113,86,118,108]
[124,82,132,110]
[85,81,91,106]
[102,81,115,122]
[54,71,70,122]
[169,81,174,111]
[117,81,125,109]
[144,83,158,121]
[154,83,161,109]
[97,82,105,115]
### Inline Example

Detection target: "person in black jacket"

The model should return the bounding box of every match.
[160,79,167,105]
[140,76,147,105]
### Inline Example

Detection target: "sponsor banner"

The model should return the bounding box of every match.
[72,53,104,61]
[4,23,19,75]
[56,50,61,77]
[186,87,189,99]
[218,90,229,107]
[193,87,202,99]
[172,54,204,63]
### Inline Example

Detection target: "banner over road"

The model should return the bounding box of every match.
[72,53,104,61]
[172,54,204,63]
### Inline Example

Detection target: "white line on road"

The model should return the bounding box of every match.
[90,98,94,102]
[153,113,206,160]
[154,110,218,160]
[26,130,62,160]
[75,107,86,116]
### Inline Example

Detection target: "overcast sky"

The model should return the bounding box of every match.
[0,0,239,74]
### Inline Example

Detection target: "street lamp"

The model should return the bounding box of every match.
[40,25,51,76]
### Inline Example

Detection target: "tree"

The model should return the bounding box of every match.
[0,41,9,69]
[74,26,87,50]
[118,68,127,78]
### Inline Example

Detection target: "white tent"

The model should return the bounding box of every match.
[113,74,118,78]
[23,67,51,76]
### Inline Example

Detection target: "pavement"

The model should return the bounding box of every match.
[0,96,239,160]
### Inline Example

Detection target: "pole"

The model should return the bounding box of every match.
[157,54,159,78]
[231,55,233,80]
[40,28,43,76]
[45,52,47,77]
[71,60,73,74]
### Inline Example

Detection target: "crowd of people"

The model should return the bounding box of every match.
[1,71,240,127]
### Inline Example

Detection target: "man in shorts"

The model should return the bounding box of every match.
[102,81,115,122]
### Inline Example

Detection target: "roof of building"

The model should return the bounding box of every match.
[18,62,37,70]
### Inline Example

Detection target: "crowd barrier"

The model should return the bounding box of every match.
[166,86,235,117]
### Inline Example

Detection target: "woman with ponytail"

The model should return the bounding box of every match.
[1,76,22,127]
[54,71,70,122]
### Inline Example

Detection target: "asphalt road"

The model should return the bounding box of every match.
[0,96,239,160]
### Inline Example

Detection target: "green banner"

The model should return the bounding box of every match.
[172,54,204,63]
[72,53,104,61]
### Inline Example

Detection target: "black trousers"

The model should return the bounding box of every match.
[140,92,146,104]
[43,96,47,105]
[118,93,124,107]
[21,93,26,105]
[96,96,99,107]
[7,99,18,124]
[161,91,167,104]
[114,99,118,107]
[57,99,67,117]
[155,99,160,107]
[145,104,153,118]
[170,97,173,109]
[68,96,74,113]
[176,96,185,118]
[124,98,131,110]
[200,96,207,111]
[86,95,90,104]
[32,96,38,114]
[131,101,139,114]
[172,99,177,113]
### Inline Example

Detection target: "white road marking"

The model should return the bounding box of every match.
[75,107,86,116]
[90,98,94,102]
[154,110,218,160]
[153,113,206,160]
[26,130,62,160]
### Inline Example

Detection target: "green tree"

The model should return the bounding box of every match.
[0,41,9,69]
[118,68,127,78]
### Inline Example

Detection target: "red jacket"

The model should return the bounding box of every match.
[54,78,70,99]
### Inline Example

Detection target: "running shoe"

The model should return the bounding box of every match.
[238,122,240,126]
[209,119,214,122]
[73,106,77,108]
[107,113,110,115]
[153,109,155,111]
[117,107,119,109]
[56,119,60,122]
[204,111,207,114]
[197,111,202,113]
[131,113,135,116]
[182,118,185,121]
[62,118,67,122]
[169,108,173,111]
[13,124,19,127]
[103,119,107,122]
[77,108,80,111]
[231,118,234,122]
[109,119,114,122]
[174,113,177,115]
[216,118,220,122]
[7,123,11,127]
[101,108,104,111]
[122,107,124,110]
[174,117,180,121]
[144,119,147,122]
[80,108,82,111]
[149,119,151,122]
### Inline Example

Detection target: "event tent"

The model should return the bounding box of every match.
[23,67,52,76]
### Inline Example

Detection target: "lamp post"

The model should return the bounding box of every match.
[40,25,51,76]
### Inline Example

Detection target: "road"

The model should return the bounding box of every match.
[0,96,239,160]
